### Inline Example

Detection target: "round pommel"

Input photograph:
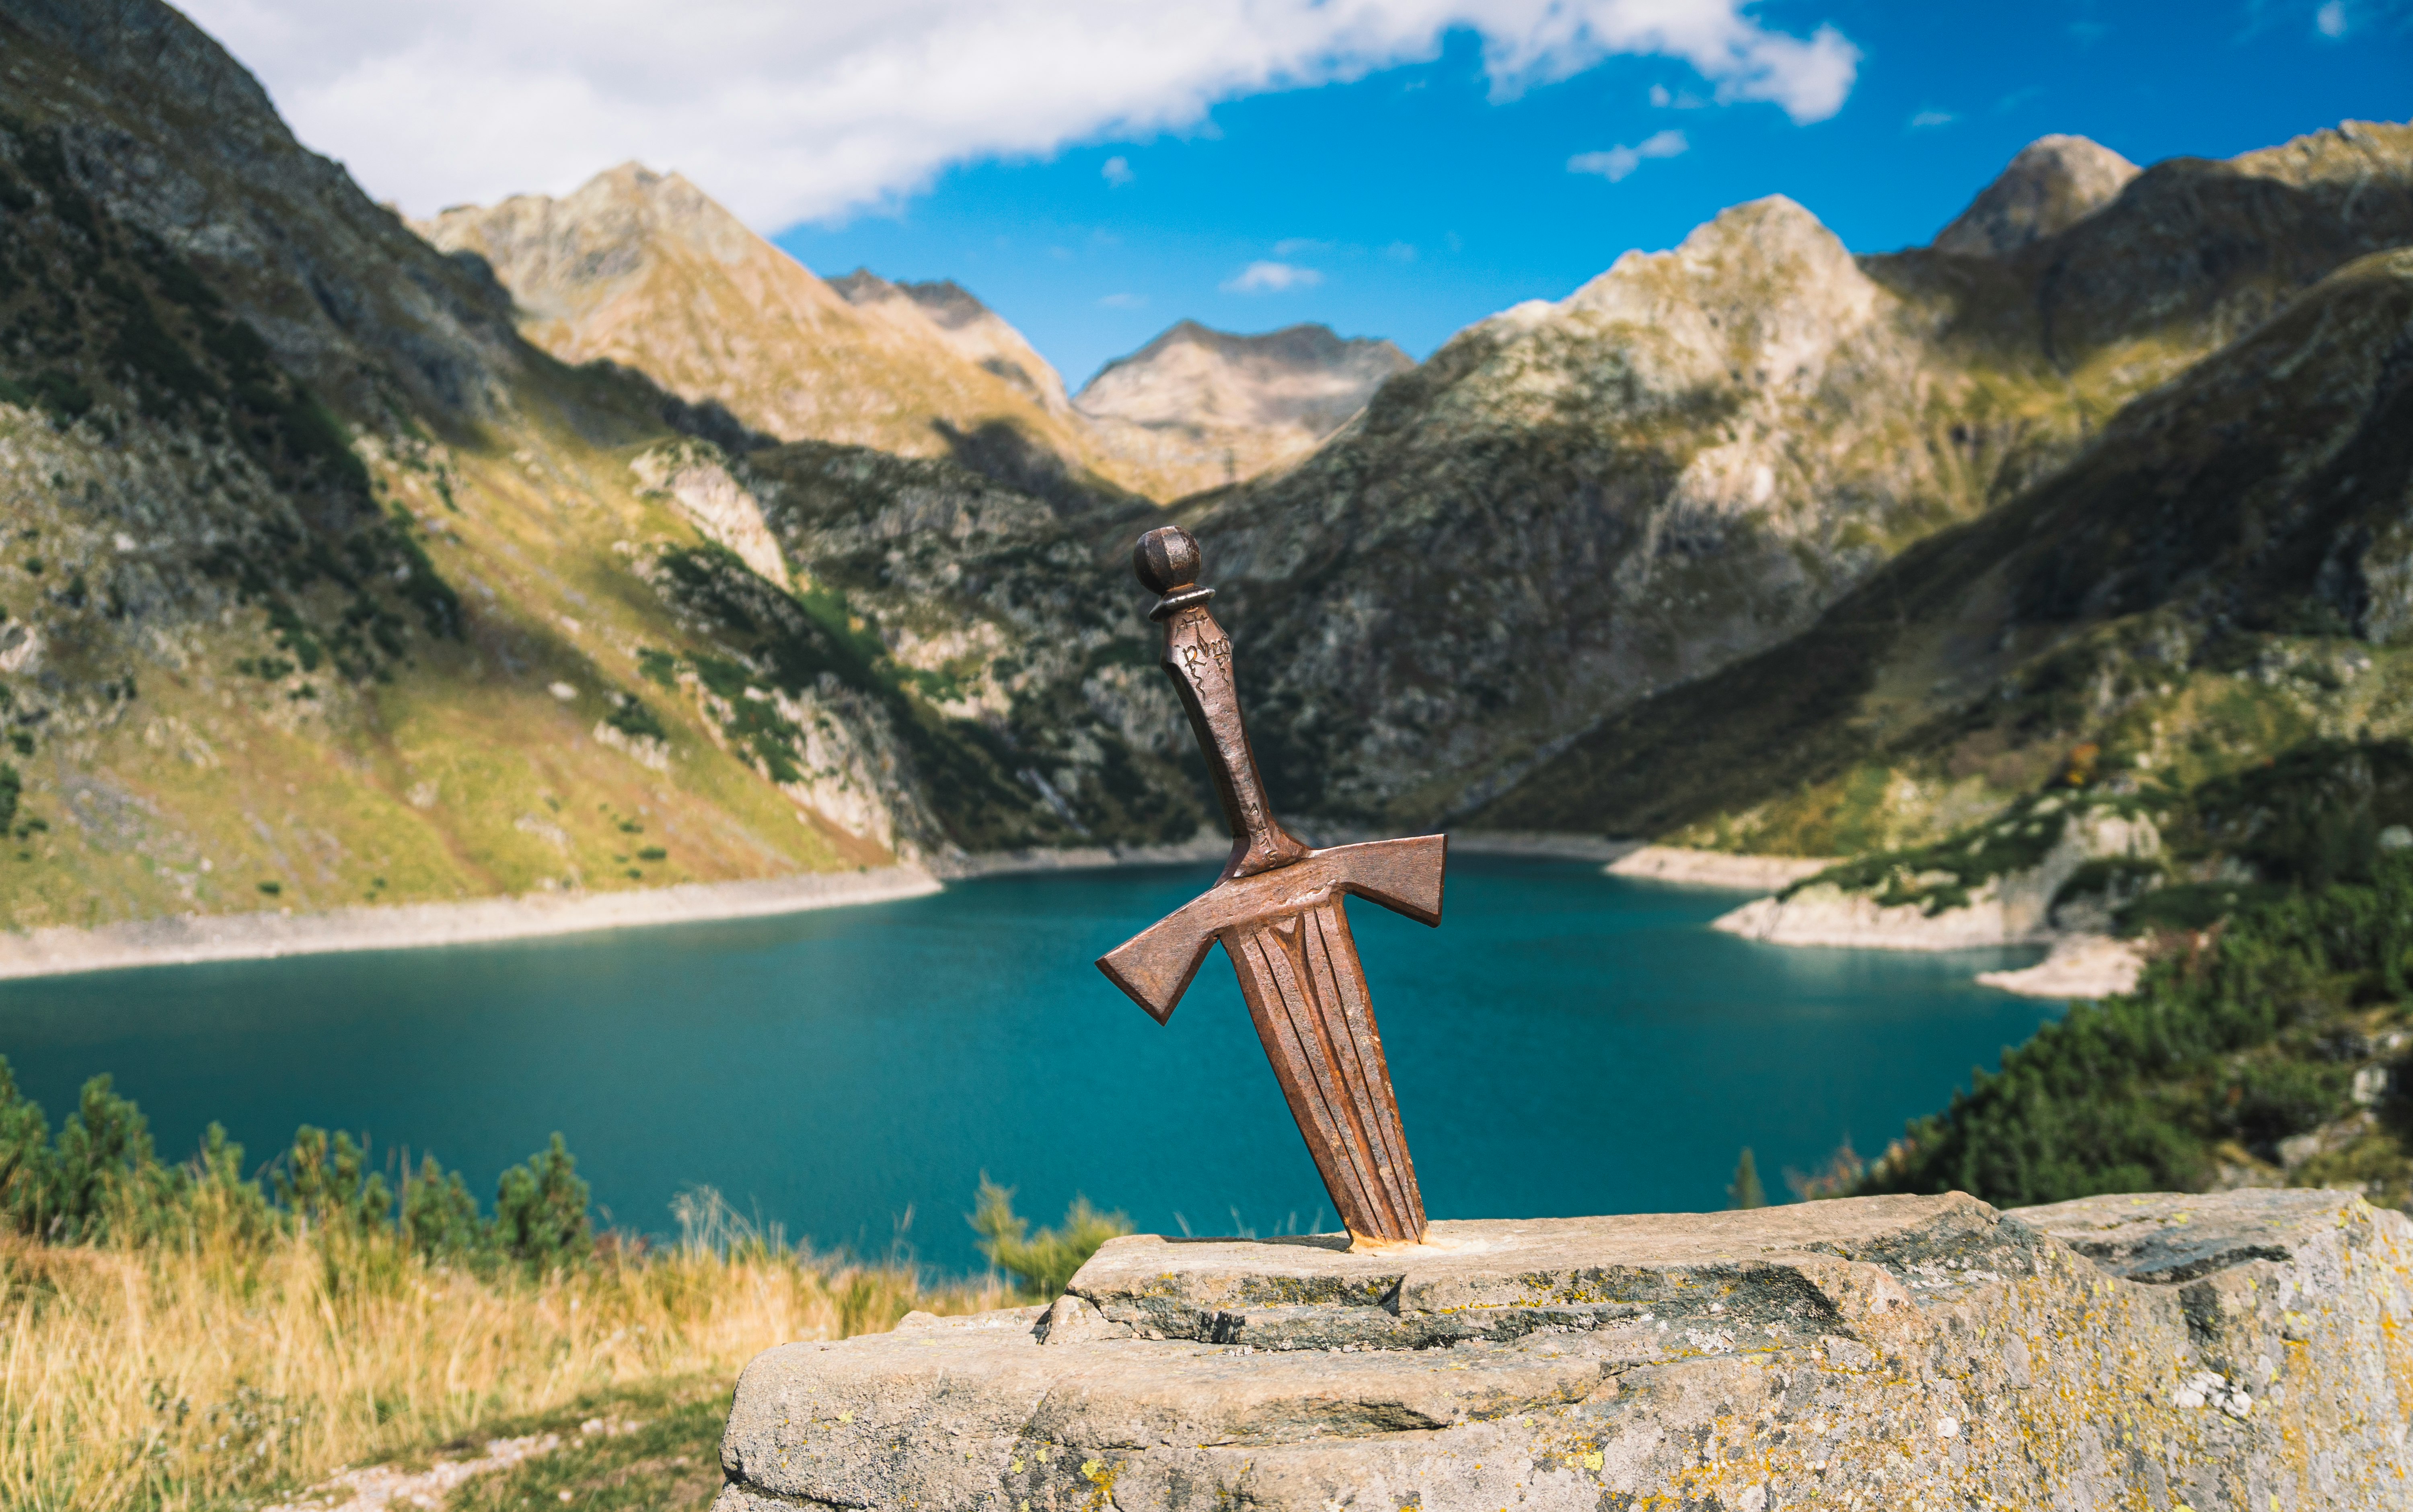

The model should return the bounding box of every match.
[1134,526,1215,620]
[1133,526,1200,593]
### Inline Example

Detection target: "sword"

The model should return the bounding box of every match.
[1096,526,1444,1249]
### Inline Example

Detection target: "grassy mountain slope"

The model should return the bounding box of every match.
[1193,123,2413,831]
[0,0,1192,932]
[1478,245,2413,857]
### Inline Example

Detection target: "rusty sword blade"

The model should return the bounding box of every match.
[1095,525,1444,1247]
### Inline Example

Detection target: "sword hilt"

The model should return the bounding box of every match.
[1134,526,1310,881]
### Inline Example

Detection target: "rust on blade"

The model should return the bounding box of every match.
[1226,899,1426,1245]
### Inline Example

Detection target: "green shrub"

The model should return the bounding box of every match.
[0,1058,602,1270]
[969,1176,1131,1298]
[401,1152,485,1259]
[494,1133,592,1270]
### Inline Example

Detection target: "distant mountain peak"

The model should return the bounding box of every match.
[1068,319,1412,495]
[1933,135,2140,257]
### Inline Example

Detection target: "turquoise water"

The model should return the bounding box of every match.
[0,856,2055,1275]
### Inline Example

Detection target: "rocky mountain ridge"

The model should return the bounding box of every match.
[827,268,1075,417]
[1932,134,2140,257]
[1478,237,2413,914]
[419,168,1406,505]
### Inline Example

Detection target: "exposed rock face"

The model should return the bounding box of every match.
[416,166,1106,478]
[1932,134,2140,256]
[1073,320,1413,497]
[715,1189,2411,1510]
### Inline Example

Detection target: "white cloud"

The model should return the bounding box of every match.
[1382,240,1418,261]
[1272,237,1335,256]
[1101,155,1135,186]
[1098,292,1149,308]
[2316,0,2348,35]
[1223,261,1323,293]
[175,0,1862,226]
[1568,129,1688,182]
[1908,108,1956,129]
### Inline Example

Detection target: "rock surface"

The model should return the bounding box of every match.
[1975,931,2148,998]
[1711,804,2161,950]
[715,1189,2411,1510]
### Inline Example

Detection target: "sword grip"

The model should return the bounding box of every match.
[1134,527,1310,881]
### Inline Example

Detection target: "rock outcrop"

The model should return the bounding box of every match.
[1713,803,2160,949]
[715,1189,2412,1510]
[1073,320,1414,497]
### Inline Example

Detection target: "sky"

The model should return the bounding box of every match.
[183,0,2411,389]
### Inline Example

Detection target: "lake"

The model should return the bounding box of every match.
[0,855,2055,1276]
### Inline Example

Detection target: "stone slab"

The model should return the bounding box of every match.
[715,1190,2413,1511]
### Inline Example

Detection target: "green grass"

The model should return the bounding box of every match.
[441,1383,728,1512]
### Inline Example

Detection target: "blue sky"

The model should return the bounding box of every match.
[773,0,2409,389]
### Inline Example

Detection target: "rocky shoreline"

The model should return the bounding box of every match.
[1605,844,1834,890]
[0,867,945,982]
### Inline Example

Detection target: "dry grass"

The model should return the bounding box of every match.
[0,1191,1011,1512]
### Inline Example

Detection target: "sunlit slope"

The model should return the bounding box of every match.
[0,0,1187,931]
[1188,123,2413,830]
[1478,247,2413,851]
[417,167,1145,499]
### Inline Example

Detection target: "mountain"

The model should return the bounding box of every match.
[415,166,1116,493]
[1931,134,2139,257]
[1478,240,2413,850]
[1073,321,1414,497]
[1184,124,2413,829]
[0,0,1193,932]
